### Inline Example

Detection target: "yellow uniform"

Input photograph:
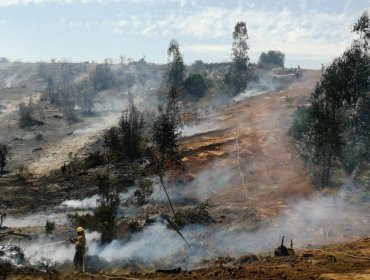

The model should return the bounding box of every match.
[72,228,86,271]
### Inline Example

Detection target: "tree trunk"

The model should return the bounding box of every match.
[159,174,176,217]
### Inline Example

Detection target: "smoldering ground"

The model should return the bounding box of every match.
[14,187,370,271]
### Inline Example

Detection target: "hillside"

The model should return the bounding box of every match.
[1,69,370,279]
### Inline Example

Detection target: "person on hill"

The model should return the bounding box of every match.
[69,226,86,272]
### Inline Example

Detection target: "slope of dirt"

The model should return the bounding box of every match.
[180,70,320,225]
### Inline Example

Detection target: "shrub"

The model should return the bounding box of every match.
[85,151,105,168]
[258,50,285,68]
[184,74,208,100]
[45,220,55,235]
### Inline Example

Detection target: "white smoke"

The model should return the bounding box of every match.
[151,161,239,203]
[59,188,137,210]
[233,72,278,102]
[180,122,220,137]
[60,195,99,210]
[11,186,370,270]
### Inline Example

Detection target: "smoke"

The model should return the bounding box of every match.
[151,161,239,204]
[60,195,99,210]
[233,73,277,102]
[72,112,121,135]
[21,189,370,270]
[59,188,137,210]
[7,183,368,271]
[24,231,101,265]
[180,122,221,137]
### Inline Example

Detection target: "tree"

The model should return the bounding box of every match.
[18,98,35,128]
[152,107,182,216]
[353,10,370,47]
[0,144,8,174]
[150,40,185,218]
[118,102,144,161]
[165,39,186,101]
[225,21,250,94]
[92,62,116,91]
[184,73,208,100]
[94,192,120,244]
[291,12,370,187]
[103,127,120,174]
[258,50,285,68]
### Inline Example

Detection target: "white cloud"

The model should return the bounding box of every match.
[0,0,187,6]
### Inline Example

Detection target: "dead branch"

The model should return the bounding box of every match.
[164,217,190,246]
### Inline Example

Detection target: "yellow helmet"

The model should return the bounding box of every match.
[76,227,85,233]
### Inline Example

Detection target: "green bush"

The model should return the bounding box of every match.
[184,74,208,100]
[258,50,285,68]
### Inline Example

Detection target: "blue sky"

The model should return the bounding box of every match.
[0,0,368,68]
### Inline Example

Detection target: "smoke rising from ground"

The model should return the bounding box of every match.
[233,72,278,102]
[180,122,221,137]
[19,188,370,270]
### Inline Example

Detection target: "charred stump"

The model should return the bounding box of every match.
[274,236,289,257]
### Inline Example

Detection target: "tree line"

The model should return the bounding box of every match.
[290,11,370,188]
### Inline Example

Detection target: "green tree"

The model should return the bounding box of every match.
[165,39,186,100]
[353,10,370,47]
[291,11,370,187]
[94,192,120,244]
[118,103,144,161]
[152,106,182,216]
[258,50,285,68]
[225,21,249,95]
[103,127,120,173]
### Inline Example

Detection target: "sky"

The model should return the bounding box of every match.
[0,0,368,69]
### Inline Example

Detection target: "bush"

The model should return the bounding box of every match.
[35,133,44,141]
[130,180,153,206]
[0,144,8,174]
[184,74,208,100]
[288,106,310,141]
[45,220,55,235]
[68,192,120,244]
[258,50,285,68]
[18,101,34,128]
[85,151,105,168]
[173,202,214,228]
[92,63,116,91]
[94,192,120,244]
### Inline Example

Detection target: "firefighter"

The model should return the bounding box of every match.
[69,226,86,272]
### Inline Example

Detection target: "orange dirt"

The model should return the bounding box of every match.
[180,70,320,223]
